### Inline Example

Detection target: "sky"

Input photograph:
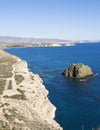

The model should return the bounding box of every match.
[0,0,100,40]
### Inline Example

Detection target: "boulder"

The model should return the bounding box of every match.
[63,63,94,79]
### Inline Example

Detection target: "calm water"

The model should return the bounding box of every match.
[5,43,100,130]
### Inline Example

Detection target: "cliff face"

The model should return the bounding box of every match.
[0,50,62,130]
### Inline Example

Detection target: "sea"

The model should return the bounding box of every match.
[5,43,100,130]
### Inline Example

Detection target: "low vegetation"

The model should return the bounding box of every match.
[14,74,24,85]
[0,79,6,95]
[3,94,26,100]
[7,80,12,89]
[0,57,16,64]
[0,64,13,78]
[19,85,24,87]
[3,88,26,100]
[0,120,10,130]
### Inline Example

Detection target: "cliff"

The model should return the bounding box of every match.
[0,50,62,130]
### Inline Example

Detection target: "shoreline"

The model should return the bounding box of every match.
[0,42,75,49]
[0,49,62,130]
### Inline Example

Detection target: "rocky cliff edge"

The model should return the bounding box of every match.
[0,50,62,130]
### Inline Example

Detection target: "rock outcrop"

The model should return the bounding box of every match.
[0,50,62,130]
[63,63,94,79]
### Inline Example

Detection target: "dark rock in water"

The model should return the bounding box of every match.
[63,63,94,80]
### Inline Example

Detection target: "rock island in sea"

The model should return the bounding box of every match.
[63,63,94,80]
[0,50,62,130]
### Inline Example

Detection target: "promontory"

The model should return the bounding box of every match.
[0,49,62,130]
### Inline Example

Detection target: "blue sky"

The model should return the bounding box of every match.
[0,0,100,40]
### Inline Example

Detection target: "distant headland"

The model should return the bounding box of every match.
[0,36,75,48]
[0,36,99,48]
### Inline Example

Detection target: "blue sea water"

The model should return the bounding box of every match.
[5,43,100,130]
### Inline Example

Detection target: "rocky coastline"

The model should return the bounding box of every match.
[0,42,75,49]
[0,50,62,130]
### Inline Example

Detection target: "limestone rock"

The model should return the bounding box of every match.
[0,50,62,130]
[63,63,94,79]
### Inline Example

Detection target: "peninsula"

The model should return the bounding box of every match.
[0,49,62,130]
[0,42,75,48]
[0,36,75,48]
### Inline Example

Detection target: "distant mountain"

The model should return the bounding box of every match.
[0,36,71,43]
[0,36,99,44]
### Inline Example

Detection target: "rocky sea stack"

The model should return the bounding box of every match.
[63,63,94,80]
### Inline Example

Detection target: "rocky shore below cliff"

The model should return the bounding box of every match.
[0,50,62,130]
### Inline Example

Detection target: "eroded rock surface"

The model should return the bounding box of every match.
[0,50,62,130]
[63,63,94,79]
